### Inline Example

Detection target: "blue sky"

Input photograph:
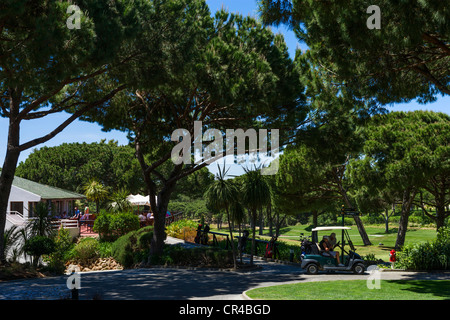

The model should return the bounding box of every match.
[0,0,449,174]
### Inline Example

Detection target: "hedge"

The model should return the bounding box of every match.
[111,226,154,268]
[93,212,140,241]
[396,227,450,270]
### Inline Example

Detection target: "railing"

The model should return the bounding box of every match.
[6,211,26,226]
[51,219,79,229]
[250,238,280,259]
[210,231,231,249]
[139,212,184,228]
[165,212,183,226]
[79,220,96,234]
[201,231,280,259]
[195,229,231,249]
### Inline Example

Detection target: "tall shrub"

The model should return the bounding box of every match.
[111,226,154,268]
[44,228,74,273]
[23,236,56,268]
[94,212,140,241]
[110,212,140,237]
[397,227,450,270]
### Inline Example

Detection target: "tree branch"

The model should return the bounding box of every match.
[18,84,126,152]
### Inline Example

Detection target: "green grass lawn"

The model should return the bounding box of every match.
[274,223,437,261]
[246,280,450,300]
[210,223,437,261]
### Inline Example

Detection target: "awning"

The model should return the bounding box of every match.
[311,226,351,232]
[126,194,156,206]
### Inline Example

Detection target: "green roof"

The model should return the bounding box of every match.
[12,175,85,200]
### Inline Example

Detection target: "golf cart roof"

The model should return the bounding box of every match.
[312,226,351,232]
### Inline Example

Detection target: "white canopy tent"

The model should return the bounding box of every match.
[127,194,151,206]
[126,194,157,208]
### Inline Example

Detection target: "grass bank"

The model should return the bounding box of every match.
[246,280,450,300]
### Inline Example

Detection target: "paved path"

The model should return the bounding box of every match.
[1,237,449,300]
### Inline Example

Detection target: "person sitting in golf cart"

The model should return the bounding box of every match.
[319,236,344,266]
[328,233,337,248]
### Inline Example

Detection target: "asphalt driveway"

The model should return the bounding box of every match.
[1,257,449,300]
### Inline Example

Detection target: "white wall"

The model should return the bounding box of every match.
[8,185,41,219]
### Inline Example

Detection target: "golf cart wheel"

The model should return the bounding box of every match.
[353,263,365,275]
[306,263,319,275]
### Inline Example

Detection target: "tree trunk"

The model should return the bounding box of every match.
[149,186,174,257]
[395,189,416,249]
[0,93,22,263]
[258,208,264,235]
[238,224,243,263]
[226,207,237,269]
[384,209,389,234]
[0,150,21,263]
[340,188,372,245]
[267,204,273,237]
[250,209,257,265]
[435,185,448,231]
[312,210,318,228]
[435,205,446,231]
[275,212,286,237]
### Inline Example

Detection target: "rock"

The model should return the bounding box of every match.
[64,257,123,274]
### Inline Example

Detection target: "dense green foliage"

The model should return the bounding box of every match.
[259,0,450,101]
[16,141,143,194]
[155,245,234,268]
[71,237,100,264]
[349,111,450,247]
[93,212,140,241]
[166,219,199,239]
[111,226,154,268]
[397,227,450,270]
[23,235,56,267]
[2,1,448,276]
[43,228,75,273]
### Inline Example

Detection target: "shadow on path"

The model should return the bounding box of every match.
[0,259,305,300]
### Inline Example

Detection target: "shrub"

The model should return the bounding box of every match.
[166,219,198,241]
[72,237,100,263]
[396,227,450,270]
[110,212,140,236]
[24,236,56,267]
[94,212,140,241]
[43,228,74,273]
[361,214,385,225]
[137,228,153,249]
[98,241,113,258]
[111,232,135,268]
[111,226,154,268]
[93,213,112,240]
[156,245,233,268]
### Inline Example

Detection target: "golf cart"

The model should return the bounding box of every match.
[300,226,366,274]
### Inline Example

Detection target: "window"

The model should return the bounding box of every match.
[10,202,23,215]
[28,202,38,218]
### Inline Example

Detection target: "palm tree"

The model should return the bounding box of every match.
[2,225,20,262]
[229,200,246,263]
[83,179,109,215]
[241,166,271,265]
[28,201,55,237]
[108,188,132,213]
[204,164,239,269]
